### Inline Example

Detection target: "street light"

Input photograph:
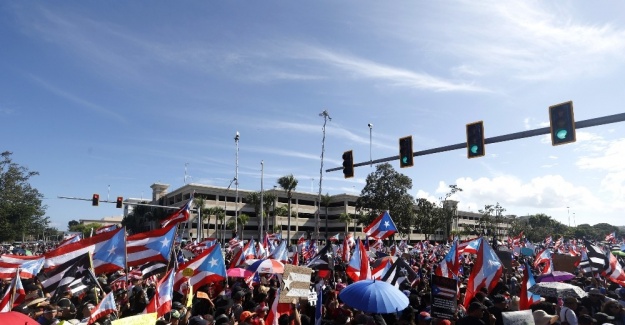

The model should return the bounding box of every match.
[234,131,240,239]
[368,123,373,166]
[317,110,331,242]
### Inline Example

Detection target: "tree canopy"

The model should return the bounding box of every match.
[355,163,415,236]
[0,151,48,242]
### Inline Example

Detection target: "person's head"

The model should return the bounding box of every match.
[256,305,269,318]
[42,305,58,320]
[563,297,578,309]
[164,310,182,325]
[603,300,622,316]
[492,294,508,310]
[588,288,604,301]
[417,311,432,324]
[468,302,486,318]
[240,310,255,324]
[82,303,95,318]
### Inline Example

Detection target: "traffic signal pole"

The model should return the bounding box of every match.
[326,112,625,173]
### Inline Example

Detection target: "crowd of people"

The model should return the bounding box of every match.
[2,236,625,325]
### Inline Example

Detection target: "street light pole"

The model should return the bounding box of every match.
[368,123,373,166]
[317,110,331,242]
[235,131,240,239]
[260,160,264,241]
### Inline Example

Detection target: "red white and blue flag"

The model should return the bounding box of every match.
[533,249,552,275]
[268,240,288,262]
[58,234,82,247]
[519,262,541,310]
[457,238,480,255]
[87,292,117,325]
[146,269,175,317]
[463,238,503,308]
[127,225,176,268]
[174,243,226,293]
[44,227,124,272]
[435,239,459,279]
[0,256,44,279]
[0,269,25,312]
[346,238,371,281]
[371,258,392,280]
[603,250,625,286]
[92,226,126,274]
[95,224,119,235]
[364,211,397,240]
[160,198,192,228]
[606,232,616,243]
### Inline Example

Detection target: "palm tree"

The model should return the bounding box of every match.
[262,193,277,235]
[237,213,250,239]
[321,193,332,239]
[277,174,298,245]
[193,197,207,240]
[339,212,352,234]
[246,192,262,239]
[205,207,224,239]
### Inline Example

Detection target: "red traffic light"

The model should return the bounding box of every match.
[92,194,100,206]
[116,196,123,209]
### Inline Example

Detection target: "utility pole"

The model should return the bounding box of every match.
[260,160,264,241]
[235,131,240,239]
[317,110,331,242]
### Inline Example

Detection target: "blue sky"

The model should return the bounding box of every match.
[2,1,625,231]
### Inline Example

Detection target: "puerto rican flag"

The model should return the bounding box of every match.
[174,244,226,293]
[533,249,552,275]
[457,237,480,255]
[58,234,82,247]
[43,227,125,272]
[92,226,126,274]
[127,225,176,268]
[544,236,553,246]
[435,239,459,279]
[146,269,175,317]
[329,234,340,242]
[364,211,397,240]
[606,232,616,243]
[371,258,392,280]
[0,269,25,312]
[268,240,288,262]
[87,292,117,325]
[603,250,625,286]
[0,255,44,279]
[160,198,193,228]
[341,236,351,264]
[346,238,371,281]
[519,262,541,310]
[463,238,502,308]
[95,224,119,235]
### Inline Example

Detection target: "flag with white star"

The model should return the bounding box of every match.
[92,226,126,274]
[127,224,177,268]
[306,242,334,271]
[173,243,226,293]
[363,210,397,240]
[39,252,97,303]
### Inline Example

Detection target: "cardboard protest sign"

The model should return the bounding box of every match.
[111,312,157,325]
[552,254,580,273]
[279,264,314,303]
[502,310,535,325]
[496,251,513,270]
[430,275,458,320]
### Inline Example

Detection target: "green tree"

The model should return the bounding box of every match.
[339,212,352,234]
[525,213,567,242]
[68,220,79,230]
[573,224,597,240]
[122,202,167,234]
[277,174,298,244]
[478,203,505,238]
[593,223,618,240]
[0,151,48,242]
[69,222,103,238]
[414,198,439,240]
[355,163,415,237]
[238,213,250,239]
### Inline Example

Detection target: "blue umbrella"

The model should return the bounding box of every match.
[338,279,409,314]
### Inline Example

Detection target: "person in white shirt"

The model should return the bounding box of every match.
[560,297,579,325]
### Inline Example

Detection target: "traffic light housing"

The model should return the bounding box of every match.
[116,196,123,209]
[398,136,414,168]
[466,121,485,158]
[549,101,576,146]
[92,194,99,206]
[342,150,354,178]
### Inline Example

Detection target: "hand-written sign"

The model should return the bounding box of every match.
[279,264,314,304]
[430,275,458,320]
[502,310,535,325]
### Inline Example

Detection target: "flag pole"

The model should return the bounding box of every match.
[9,268,19,308]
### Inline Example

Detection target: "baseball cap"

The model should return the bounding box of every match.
[240,310,256,322]
[418,311,432,321]
[468,302,487,312]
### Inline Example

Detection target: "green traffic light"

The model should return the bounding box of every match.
[470,145,479,154]
[556,129,568,140]
[402,156,408,164]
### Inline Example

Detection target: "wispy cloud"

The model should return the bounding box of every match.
[294,46,489,93]
[28,75,127,123]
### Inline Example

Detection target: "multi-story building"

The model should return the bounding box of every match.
[141,183,512,243]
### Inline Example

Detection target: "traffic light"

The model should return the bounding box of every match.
[466,121,485,158]
[398,136,414,168]
[549,101,576,146]
[92,194,99,206]
[116,196,123,209]
[342,150,354,178]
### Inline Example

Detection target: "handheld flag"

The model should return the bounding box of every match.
[127,225,176,268]
[161,197,193,228]
[364,211,397,240]
[519,262,540,310]
[88,292,117,324]
[463,238,503,308]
